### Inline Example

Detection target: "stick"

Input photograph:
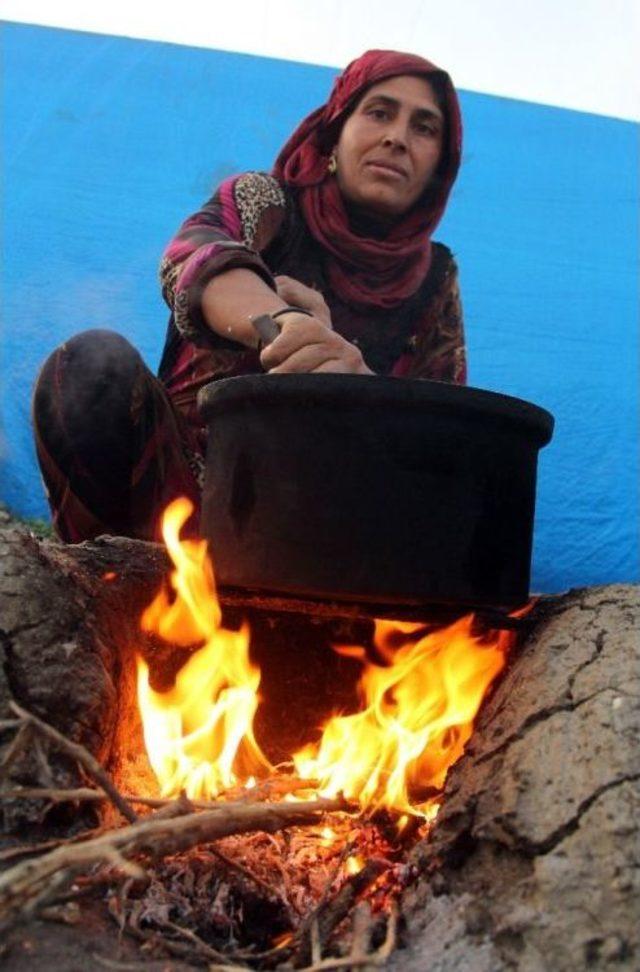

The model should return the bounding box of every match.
[376,900,399,961]
[0,796,347,931]
[159,919,230,963]
[0,784,318,811]
[147,792,194,820]
[9,702,138,823]
[0,787,111,804]
[109,913,233,967]
[293,859,388,967]
[311,917,322,966]
[0,827,106,862]
[349,902,373,962]
[0,719,22,732]
[224,776,320,801]
[0,723,33,777]
[208,844,298,916]
[207,954,395,972]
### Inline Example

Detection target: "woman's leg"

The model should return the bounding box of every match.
[32,329,201,542]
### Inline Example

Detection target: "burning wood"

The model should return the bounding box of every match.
[2,509,635,969]
[0,705,406,966]
[0,498,519,966]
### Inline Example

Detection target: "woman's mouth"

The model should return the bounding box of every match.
[365,160,408,179]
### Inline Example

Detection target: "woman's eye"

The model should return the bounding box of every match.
[368,108,388,120]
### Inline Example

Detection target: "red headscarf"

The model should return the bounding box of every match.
[273,50,462,311]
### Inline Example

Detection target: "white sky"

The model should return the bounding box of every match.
[1,0,638,120]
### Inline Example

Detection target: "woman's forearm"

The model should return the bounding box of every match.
[201,269,289,348]
[201,267,373,375]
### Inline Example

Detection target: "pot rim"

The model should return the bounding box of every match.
[198,374,554,447]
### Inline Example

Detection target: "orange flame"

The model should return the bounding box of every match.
[136,498,271,799]
[293,617,513,814]
[137,499,516,814]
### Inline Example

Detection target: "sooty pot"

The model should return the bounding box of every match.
[197,374,554,610]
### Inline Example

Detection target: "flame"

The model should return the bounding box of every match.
[293,616,513,815]
[137,498,516,815]
[136,498,271,799]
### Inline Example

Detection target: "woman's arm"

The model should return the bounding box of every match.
[201,268,371,374]
[161,174,287,347]
[162,174,370,373]
[200,268,289,348]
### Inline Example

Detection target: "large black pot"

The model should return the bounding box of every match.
[198,375,554,610]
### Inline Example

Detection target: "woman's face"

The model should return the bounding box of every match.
[334,75,444,219]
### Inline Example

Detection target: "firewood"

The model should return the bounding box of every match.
[208,843,299,917]
[2,528,638,968]
[0,786,102,802]
[8,702,138,823]
[349,901,373,962]
[205,916,398,972]
[0,796,347,932]
[150,918,230,963]
[293,859,388,967]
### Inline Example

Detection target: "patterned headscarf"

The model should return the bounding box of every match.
[273,50,462,310]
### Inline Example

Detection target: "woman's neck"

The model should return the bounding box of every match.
[345,202,398,239]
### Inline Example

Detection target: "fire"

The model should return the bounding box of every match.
[293,617,513,815]
[136,498,271,799]
[137,499,516,814]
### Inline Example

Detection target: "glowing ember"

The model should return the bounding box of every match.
[137,499,516,814]
[345,855,365,875]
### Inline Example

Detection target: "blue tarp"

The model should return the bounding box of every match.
[1,23,638,591]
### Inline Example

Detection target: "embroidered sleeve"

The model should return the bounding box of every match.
[404,255,467,384]
[160,173,286,344]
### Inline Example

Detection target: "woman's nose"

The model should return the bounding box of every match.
[381,123,408,149]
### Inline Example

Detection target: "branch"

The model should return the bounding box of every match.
[293,859,388,967]
[0,796,347,932]
[0,776,321,810]
[8,702,138,823]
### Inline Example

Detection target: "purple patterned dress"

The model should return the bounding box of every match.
[33,172,466,542]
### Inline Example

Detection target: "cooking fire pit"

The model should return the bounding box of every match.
[198,374,554,610]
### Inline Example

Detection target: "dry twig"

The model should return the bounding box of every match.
[209,843,300,918]
[0,722,33,777]
[8,702,138,823]
[160,919,231,963]
[0,826,107,863]
[0,786,112,804]
[107,911,229,967]
[0,782,319,812]
[293,859,388,967]
[0,796,346,932]
[0,719,22,732]
[349,902,373,963]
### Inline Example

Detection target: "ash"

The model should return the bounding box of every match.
[106,812,421,968]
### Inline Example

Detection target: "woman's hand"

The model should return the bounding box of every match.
[260,313,372,375]
[275,275,332,328]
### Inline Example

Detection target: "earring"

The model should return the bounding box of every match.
[327,151,337,175]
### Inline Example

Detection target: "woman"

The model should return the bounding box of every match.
[33,49,464,542]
